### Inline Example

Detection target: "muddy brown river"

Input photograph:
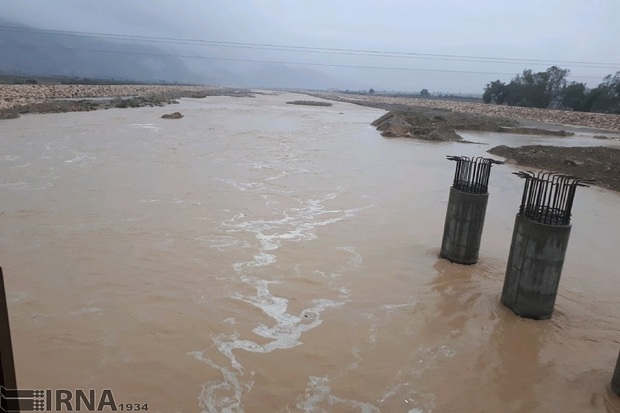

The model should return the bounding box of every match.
[1,92,619,413]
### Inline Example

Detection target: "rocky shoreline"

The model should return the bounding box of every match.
[0,84,254,119]
[314,92,620,132]
[488,145,620,192]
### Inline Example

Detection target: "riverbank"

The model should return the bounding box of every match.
[488,145,620,192]
[313,92,620,192]
[313,92,620,132]
[0,84,254,119]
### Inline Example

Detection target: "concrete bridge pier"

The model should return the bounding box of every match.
[440,187,488,265]
[439,156,502,265]
[500,214,571,319]
[500,171,588,320]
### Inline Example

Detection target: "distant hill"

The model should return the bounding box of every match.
[0,20,199,83]
[0,19,360,90]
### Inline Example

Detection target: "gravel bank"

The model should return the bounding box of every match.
[0,84,257,119]
[0,84,222,110]
[488,145,620,192]
[315,93,620,132]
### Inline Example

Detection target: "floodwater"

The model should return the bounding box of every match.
[1,92,619,413]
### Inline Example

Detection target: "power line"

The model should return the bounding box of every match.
[34,45,608,79]
[1,25,619,70]
[63,47,522,75]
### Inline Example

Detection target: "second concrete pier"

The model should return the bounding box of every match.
[500,213,571,320]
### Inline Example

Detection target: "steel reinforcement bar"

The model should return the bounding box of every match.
[514,171,591,226]
[447,156,504,194]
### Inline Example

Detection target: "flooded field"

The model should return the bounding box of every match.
[1,92,619,412]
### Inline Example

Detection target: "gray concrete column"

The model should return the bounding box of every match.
[440,187,489,265]
[501,213,571,320]
[612,349,620,396]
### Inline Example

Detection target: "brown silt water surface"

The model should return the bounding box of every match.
[1,92,619,412]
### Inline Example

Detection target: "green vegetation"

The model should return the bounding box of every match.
[483,66,620,114]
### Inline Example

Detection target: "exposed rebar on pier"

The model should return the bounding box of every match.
[513,171,591,226]
[447,156,504,194]
[501,171,590,319]
[440,156,502,264]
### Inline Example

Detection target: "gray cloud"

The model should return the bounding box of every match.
[2,0,619,93]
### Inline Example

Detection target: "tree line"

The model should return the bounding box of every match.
[483,66,620,114]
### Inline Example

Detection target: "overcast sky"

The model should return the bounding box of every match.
[2,0,619,93]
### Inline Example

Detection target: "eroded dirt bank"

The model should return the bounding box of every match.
[370,108,570,142]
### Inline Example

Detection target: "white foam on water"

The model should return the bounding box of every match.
[404,392,436,413]
[64,154,97,165]
[2,155,22,162]
[222,192,371,253]
[130,123,160,132]
[193,281,348,413]
[433,345,455,359]
[381,302,417,311]
[232,252,277,273]
[215,177,268,192]
[0,182,29,189]
[379,380,410,403]
[251,161,271,169]
[260,194,278,206]
[337,246,363,268]
[192,187,372,411]
[345,346,362,372]
[297,376,380,413]
[264,171,288,181]
[0,181,53,191]
[190,352,251,413]
[218,280,347,367]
